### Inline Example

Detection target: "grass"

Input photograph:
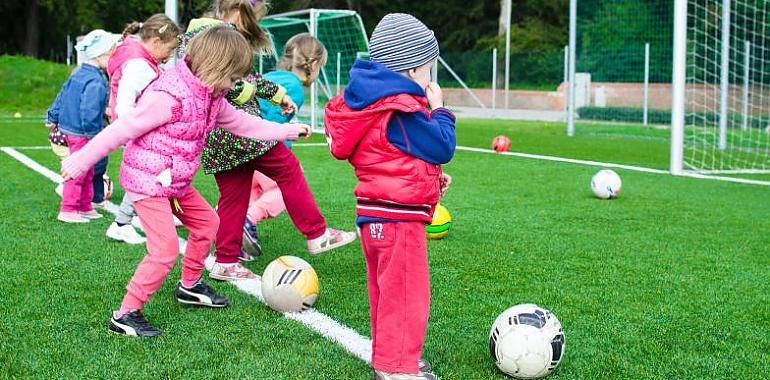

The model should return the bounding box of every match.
[0,56,71,116]
[1,113,770,379]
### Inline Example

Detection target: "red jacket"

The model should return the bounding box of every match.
[325,93,442,223]
[107,37,160,120]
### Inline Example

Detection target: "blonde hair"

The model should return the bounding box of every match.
[122,14,181,43]
[186,26,253,87]
[211,0,272,53]
[277,33,327,85]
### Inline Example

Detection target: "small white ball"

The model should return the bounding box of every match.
[591,169,622,199]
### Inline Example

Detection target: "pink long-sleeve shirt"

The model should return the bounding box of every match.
[62,91,301,200]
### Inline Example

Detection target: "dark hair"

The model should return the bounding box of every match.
[122,14,181,43]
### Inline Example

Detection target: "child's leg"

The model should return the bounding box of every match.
[91,157,108,203]
[119,196,180,311]
[360,221,430,374]
[115,194,136,225]
[247,171,286,223]
[213,164,254,264]
[60,135,93,213]
[246,143,326,239]
[172,187,219,284]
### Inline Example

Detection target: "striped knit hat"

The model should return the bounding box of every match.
[369,13,439,73]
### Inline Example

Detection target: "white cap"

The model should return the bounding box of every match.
[75,29,120,59]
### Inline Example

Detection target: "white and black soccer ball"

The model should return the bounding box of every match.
[590,169,622,199]
[489,304,565,379]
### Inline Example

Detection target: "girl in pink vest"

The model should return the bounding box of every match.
[105,14,181,246]
[61,26,310,337]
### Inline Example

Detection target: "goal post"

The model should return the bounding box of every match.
[260,9,369,132]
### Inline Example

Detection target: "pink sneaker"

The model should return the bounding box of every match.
[209,262,258,281]
[57,212,89,224]
[307,228,357,255]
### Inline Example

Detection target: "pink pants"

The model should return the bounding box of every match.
[360,221,430,374]
[120,187,219,311]
[60,135,94,213]
[247,171,286,223]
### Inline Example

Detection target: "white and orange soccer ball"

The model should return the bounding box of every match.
[261,256,319,313]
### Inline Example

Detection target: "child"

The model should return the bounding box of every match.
[46,29,120,223]
[240,33,327,260]
[104,14,182,245]
[324,14,456,380]
[61,26,309,337]
[184,0,356,282]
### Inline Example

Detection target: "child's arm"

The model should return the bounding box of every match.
[80,79,108,134]
[61,91,176,180]
[229,74,297,115]
[216,99,307,141]
[386,108,456,165]
[46,85,65,127]
[114,59,158,119]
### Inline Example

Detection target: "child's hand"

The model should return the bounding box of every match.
[287,123,311,141]
[297,123,312,139]
[61,167,74,182]
[426,82,444,109]
[280,95,298,115]
[45,122,57,130]
[439,173,452,196]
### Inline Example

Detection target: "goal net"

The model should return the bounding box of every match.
[260,9,369,131]
[682,0,770,174]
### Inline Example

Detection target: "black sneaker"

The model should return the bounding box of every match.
[174,280,230,307]
[241,219,262,260]
[108,310,162,337]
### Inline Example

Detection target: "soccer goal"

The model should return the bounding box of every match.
[259,9,369,131]
[671,0,770,175]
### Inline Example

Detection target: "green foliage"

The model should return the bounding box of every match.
[0,55,71,115]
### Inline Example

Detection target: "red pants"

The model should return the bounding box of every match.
[213,142,326,264]
[60,135,94,213]
[361,221,430,374]
[120,187,218,310]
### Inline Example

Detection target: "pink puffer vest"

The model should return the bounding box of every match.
[107,37,160,120]
[119,59,224,198]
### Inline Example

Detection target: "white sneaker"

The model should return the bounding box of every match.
[79,210,103,220]
[92,201,106,209]
[55,183,64,197]
[57,212,89,223]
[106,222,146,245]
[307,228,357,255]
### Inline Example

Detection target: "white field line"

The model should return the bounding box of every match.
[0,147,374,364]
[456,146,770,186]
[4,144,770,187]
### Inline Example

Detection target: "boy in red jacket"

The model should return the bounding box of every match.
[324,13,456,380]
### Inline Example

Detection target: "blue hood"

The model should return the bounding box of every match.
[344,59,426,110]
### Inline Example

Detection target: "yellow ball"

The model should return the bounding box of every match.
[13,112,21,118]
[261,256,319,312]
[426,204,452,239]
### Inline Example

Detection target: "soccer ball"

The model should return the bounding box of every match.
[102,175,113,200]
[492,135,512,153]
[426,204,452,239]
[590,169,622,199]
[261,256,319,313]
[489,304,566,379]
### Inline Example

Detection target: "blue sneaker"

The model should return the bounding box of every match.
[241,219,262,260]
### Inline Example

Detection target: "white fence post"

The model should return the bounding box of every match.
[567,0,577,136]
[504,0,511,110]
[492,48,497,110]
[671,0,687,174]
[644,42,650,125]
[337,51,342,95]
[742,40,750,130]
[563,45,569,123]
